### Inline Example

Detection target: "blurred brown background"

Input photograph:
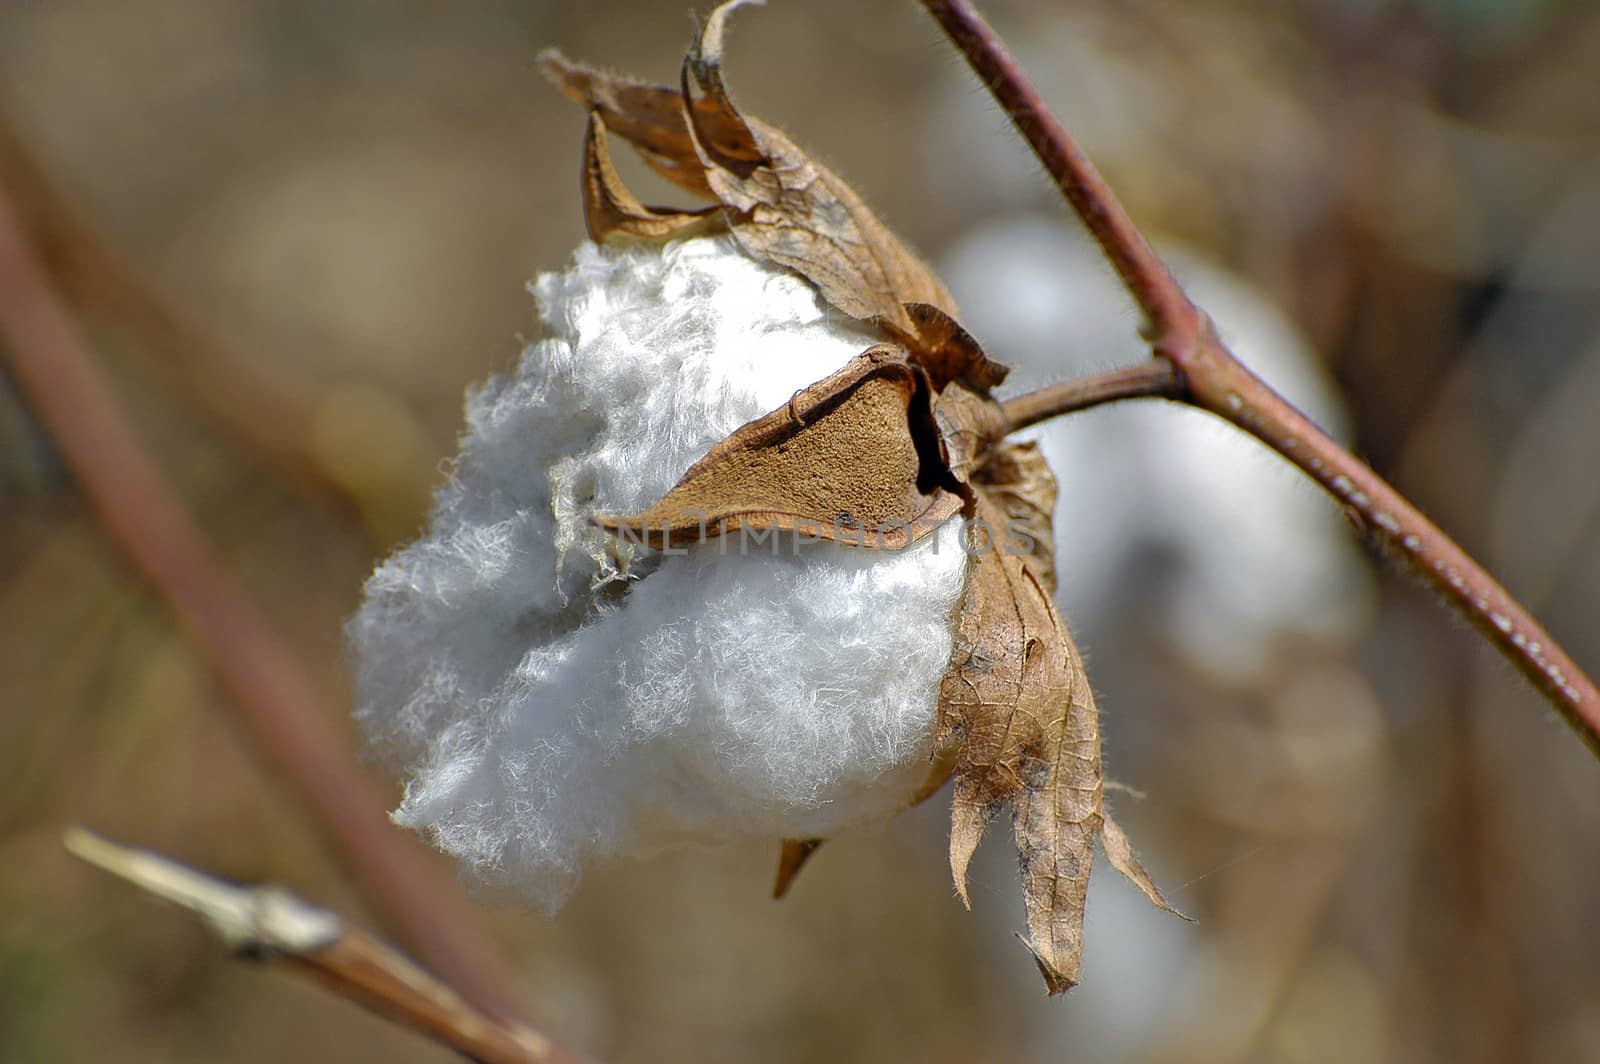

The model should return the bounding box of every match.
[3,1,1599,1062]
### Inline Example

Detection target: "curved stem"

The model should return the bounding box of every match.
[918,0,1203,349]
[1181,345,1600,753]
[927,0,1600,756]
[0,108,357,517]
[1001,360,1183,432]
[0,165,527,1018]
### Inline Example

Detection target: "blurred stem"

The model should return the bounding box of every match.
[926,0,1600,756]
[66,830,573,1064]
[0,159,525,1019]
[0,106,362,522]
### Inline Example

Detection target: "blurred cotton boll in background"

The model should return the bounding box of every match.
[349,235,968,911]
[940,217,1387,1062]
[942,217,1375,683]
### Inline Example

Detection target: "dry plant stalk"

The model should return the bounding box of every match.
[64,831,570,1064]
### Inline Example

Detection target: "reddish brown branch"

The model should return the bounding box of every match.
[1001,361,1184,432]
[0,165,525,1016]
[924,0,1600,755]
[66,830,575,1064]
[917,0,1203,353]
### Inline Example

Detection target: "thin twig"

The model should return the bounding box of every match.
[65,830,573,1064]
[0,171,524,1016]
[922,0,1600,755]
[1001,361,1183,432]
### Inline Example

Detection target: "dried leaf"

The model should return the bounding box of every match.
[538,49,757,202]
[772,838,823,899]
[1100,810,1190,922]
[580,113,723,245]
[933,449,1101,993]
[593,347,964,550]
[540,4,960,349]
[973,441,1057,594]
[679,3,957,341]
[906,733,965,809]
[903,303,1010,393]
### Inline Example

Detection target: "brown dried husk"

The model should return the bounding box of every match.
[539,2,977,357]
[933,440,1184,993]
[592,348,963,551]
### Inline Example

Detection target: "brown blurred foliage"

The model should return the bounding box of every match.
[2,1,1599,1062]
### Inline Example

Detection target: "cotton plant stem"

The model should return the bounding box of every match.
[0,175,524,1018]
[65,830,574,1064]
[924,0,1600,755]
[917,0,1203,351]
[1000,361,1183,432]
[0,108,356,517]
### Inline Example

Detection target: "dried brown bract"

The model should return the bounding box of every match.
[539,1,970,354]
[593,347,965,551]
[544,0,1181,994]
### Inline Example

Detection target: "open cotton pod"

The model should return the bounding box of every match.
[350,0,1178,994]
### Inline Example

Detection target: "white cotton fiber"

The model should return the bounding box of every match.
[349,235,969,910]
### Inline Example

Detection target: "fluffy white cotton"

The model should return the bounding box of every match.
[940,218,1373,680]
[350,235,968,910]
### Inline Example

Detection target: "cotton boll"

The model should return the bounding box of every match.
[940,217,1373,681]
[349,235,968,910]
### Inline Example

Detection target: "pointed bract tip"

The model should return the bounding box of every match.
[772,838,824,899]
[1017,933,1077,995]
